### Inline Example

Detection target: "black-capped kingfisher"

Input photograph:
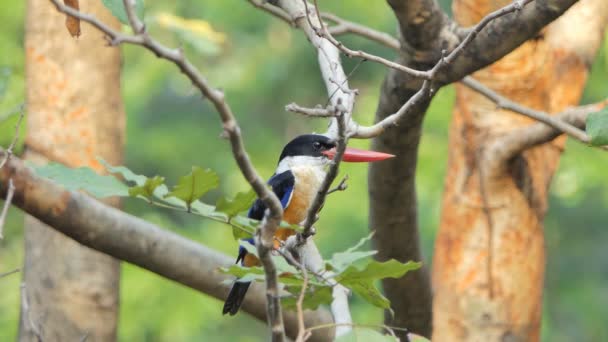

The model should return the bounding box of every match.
[222,134,393,315]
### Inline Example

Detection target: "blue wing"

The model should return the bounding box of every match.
[237,170,295,264]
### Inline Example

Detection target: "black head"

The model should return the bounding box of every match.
[278,134,336,163]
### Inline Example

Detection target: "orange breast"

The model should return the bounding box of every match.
[244,166,324,264]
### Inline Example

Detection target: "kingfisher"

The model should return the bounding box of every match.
[222,134,394,315]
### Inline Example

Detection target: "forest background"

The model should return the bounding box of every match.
[1,0,607,341]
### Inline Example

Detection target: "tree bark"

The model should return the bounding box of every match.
[432,0,608,341]
[370,0,592,338]
[20,0,125,340]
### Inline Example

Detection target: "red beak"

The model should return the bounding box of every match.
[323,147,394,162]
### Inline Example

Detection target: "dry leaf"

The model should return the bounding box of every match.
[63,0,81,37]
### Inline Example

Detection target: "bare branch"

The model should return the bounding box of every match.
[20,283,43,342]
[442,0,535,66]
[308,0,430,80]
[462,76,598,144]
[327,175,348,195]
[0,108,25,170]
[48,0,287,338]
[285,103,337,117]
[488,102,608,170]
[351,80,432,138]
[321,12,400,51]
[0,178,15,239]
[247,0,294,26]
[301,108,347,238]
[0,268,20,279]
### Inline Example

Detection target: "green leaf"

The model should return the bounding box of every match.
[164,166,219,206]
[586,108,608,146]
[101,0,145,25]
[349,282,390,309]
[216,189,256,218]
[99,158,147,185]
[230,215,258,239]
[335,259,421,310]
[219,265,264,282]
[343,231,375,254]
[128,175,165,198]
[327,232,377,272]
[33,163,128,198]
[281,285,332,310]
[336,328,398,342]
[336,260,421,283]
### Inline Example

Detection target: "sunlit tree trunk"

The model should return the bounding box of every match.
[19,0,125,340]
[432,0,608,340]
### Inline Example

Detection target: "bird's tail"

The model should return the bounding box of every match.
[222,281,251,315]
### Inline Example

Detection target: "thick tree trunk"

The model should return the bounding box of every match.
[19,0,125,340]
[432,0,608,341]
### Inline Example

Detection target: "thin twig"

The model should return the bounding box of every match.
[272,0,536,84]
[285,103,337,117]
[21,283,43,342]
[0,108,25,170]
[0,268,20,279]
[443,0,535,65]
[327,175,348,194]
[0,179,15,239]
[461,76,593,144]
[321,12,400,51]
[277,0,531,139]
[294,265,310,342]
[351,80,432,138]
[309,0,430,80]
[48,0,286,339]
[247,0,294,26]
[487,102,608,174]
[301,107,347,238]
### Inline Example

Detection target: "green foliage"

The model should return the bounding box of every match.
[281,285,333,310]
[32,163,129,197]
[164,166,219,208]
[128,175,165,198]
[216,189,256,218]
[32,161,259,238]
[338,259,421,310]
[586,108,608,146]
[221,233,421,312]
[101,0,145,25]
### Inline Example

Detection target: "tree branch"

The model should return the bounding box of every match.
[487,102,608,174]
[0,178,15,239]
[50,0,286,338]
[285,103,338,117]
[321,12,400,51]
[441,0,579,82]
[0,108,25,170]
[247,0,294,26]
[0,150,334,341]
[462,76,593,144]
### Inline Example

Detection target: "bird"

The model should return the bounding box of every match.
[222,133,394,315]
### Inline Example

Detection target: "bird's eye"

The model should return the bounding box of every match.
[313,141,322,150]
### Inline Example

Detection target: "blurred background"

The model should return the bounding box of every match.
[1,1,606,341]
